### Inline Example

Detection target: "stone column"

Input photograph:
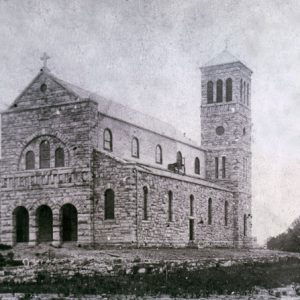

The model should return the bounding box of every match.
[2,215,14,246]
[52,209,61,247]
[77,212,93,246]
[28,212,37,247]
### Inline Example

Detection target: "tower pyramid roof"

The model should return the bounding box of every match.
[204,49,240,67]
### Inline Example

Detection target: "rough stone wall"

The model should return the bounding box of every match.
[0,253,296,284]
[92,151,137,246]
[137,171,235,247]
[92,151,237,248]
[96,114,206,178]
[235,192,252,247]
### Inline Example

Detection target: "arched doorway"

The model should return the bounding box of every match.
[13,206,29,243]
[61,204,78,242]
[37,205,53,242]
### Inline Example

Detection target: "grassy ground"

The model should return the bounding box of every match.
[1,245,300,297]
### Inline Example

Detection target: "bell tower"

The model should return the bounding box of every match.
[200,49,253,247]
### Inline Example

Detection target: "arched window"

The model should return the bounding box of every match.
[208,198,212,225]
[215,157,219,179]
[176,151,182,167]
[243,81,246,104]
[247,83,250,106]
[155,145,162,164]
[224,201,229,226]
[40,140,50,169]
[55,148,65,167]
[222,156,226,179]
[226,78,232,102]
[190,195,194,216]
[103,128,113,151]
[105,189,115,220]
[25,151,35,170]
[216,79,223,103]
[240,79,243,102]
[131,137,139,158]
[243,214,247,236]
[143,186,148,220]
[194,157,200,175]
[207,81,214,104]
[168,191,173,222]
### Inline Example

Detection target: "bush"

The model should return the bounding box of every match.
[267,218,300,252]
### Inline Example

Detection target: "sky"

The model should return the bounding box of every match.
[0,0,299,244]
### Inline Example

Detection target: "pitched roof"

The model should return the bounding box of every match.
[48,71,200,147]
[51,74,91,99]
[97,149,232,192]
[204,49,240,67]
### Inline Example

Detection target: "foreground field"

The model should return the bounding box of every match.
[1,245,300,298]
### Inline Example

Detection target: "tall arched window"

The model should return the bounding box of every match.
[176,151,182,167]
[25,151,35,170]
[224,201,229,226]
[103,128,113,151]
[222,156,226,179]
[168,191,173,222]
[226,78,232,102]
[194,157,200,175]
[40,140,50,169]
[155,145,162,164]
[247,83,249,106]
[190,195,194,216]
[216,79,223,103]
[208,198,212,225]
[105,189,115,220]
[207,81,214,104]
[240,79,243,102]
[143,186,148,220]
[55,147,65,167]
[243,81,246,104]
[243,214,247,236]
[131,137,139,158]
[215,157,219,179]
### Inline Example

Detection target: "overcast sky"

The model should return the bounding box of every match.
[0,0,299,244]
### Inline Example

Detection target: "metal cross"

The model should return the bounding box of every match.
[225,38,229,50]
[40,52,50,68]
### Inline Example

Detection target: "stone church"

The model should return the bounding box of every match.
[0,50,253,248]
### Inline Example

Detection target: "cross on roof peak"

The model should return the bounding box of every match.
[40,52,50,70]
[225,38,229,50]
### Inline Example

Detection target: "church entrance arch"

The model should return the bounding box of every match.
[37,205,53,242]
[61,204,78,242]
[13,206,29,243]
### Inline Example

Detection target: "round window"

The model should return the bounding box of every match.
[40,83,47,93]
[216,126,225,136]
